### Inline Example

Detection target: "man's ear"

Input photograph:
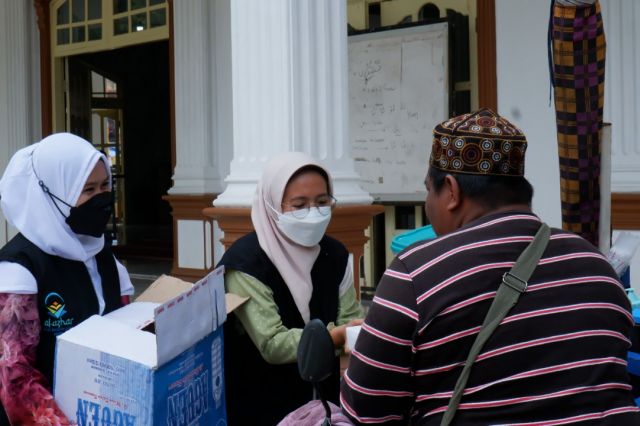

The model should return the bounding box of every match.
[443,174,461,212]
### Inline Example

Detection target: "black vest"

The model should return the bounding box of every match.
[218,232,348,426]
[0,234,122,385]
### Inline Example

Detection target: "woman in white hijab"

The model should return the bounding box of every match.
[218,152,363,426]
[0,133,134,425]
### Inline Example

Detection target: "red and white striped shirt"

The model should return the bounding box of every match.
[341,211,640,425]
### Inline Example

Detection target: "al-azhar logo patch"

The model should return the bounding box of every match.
[45,292,67,319]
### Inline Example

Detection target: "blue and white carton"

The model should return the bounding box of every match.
[53,266,245,426]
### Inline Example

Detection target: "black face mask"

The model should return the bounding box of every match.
[65,191,113,237]
[39,181,113,237]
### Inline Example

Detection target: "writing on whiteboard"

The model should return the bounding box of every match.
[349,23,449,201]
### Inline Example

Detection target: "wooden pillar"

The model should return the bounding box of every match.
[612,194,640,230]
[163,194,218,282]
[33,0,52,136]
[477,0,497,111]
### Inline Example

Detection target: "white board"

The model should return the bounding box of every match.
[349,23,449,201]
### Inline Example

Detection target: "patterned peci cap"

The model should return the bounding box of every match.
[429,108,527,176]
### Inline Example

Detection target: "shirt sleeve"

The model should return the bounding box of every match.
[340,256,418,425]
[0,293,71,425]
[335,254,364,326]
[0,262,37,294]
[338,254,355,297]
[114,257,135,296]
[225,270,302,365]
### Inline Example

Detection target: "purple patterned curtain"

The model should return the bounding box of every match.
[550,0,605,246]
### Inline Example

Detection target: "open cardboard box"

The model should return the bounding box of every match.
[53,265,245,426]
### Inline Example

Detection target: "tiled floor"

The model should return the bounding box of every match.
[119,258,173,297]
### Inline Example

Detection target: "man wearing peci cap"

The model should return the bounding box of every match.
[341,109,640,424]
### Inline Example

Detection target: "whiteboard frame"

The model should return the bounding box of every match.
[348,22,450,203]
[348,20,449,47]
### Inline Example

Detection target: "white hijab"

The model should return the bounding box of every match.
[0,133,111,262]
[252,152,333,324]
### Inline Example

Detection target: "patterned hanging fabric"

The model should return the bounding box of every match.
[550,0,605,247]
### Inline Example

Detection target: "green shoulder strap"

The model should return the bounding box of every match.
[440,223,550,426]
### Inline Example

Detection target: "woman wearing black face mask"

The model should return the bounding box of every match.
[0,133,134,425]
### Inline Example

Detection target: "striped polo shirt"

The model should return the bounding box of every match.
[341,211,640,425]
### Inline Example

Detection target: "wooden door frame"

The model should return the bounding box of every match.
[34,0,52,136]
[33,0,176,170]
[476,0,497,111]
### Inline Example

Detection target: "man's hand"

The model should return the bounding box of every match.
[329,318,364,348]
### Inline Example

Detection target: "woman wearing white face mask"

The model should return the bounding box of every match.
[0,133,134,425]
[218,152,363,426]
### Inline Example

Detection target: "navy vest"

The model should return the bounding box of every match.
[218,232,348,426]
[0,233,122,385]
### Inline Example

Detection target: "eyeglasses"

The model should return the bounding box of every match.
[281,195,337,219]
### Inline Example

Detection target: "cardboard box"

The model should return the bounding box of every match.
[53,266,245,426]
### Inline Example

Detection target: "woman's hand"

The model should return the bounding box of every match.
[329,318,364,348]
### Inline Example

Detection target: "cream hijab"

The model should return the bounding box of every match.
[0,133,111,262]
[252,152,333,324]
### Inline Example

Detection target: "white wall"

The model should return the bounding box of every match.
[496,0,640,293]
[601,0,640,294]
[495,0,561,227]
[599,0,640,192]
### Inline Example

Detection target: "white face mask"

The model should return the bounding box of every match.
[270,205,332,247]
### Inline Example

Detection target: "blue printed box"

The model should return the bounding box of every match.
[53,266,245,426]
